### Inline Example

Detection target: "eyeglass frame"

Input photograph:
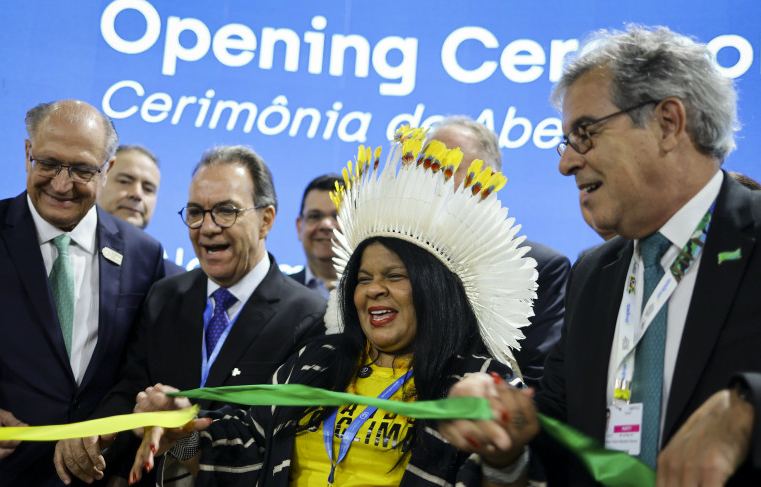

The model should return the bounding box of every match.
[29,153,111,183]
[557,100,661,157]
[178,203,269,229]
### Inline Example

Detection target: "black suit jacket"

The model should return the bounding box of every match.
[289,245,569,388]
[96,254,327,416]
[514,240,570,387]
[0,192,166,487]
[535,173,761,485]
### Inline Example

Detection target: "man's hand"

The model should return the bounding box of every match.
[657,388,753,487]
[439,372,539,469]
[0,408,26,459]
[53,434,116,485]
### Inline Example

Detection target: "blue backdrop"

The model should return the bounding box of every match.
[2,1,759,271]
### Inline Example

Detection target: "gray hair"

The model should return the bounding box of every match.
[432,116,502,170]
[551,25,738,162]
[25,100,119,160]
[193,145,278,213]
[116,145,159,168]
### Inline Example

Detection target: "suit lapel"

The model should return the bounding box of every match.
[664,176,756,439]
[81,209,125,389]
[3,193,73,374]
[205,257,281,387]
[586,241,634,439]
[175,271,208,388]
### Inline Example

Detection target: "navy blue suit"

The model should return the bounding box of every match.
[0,192,166,487]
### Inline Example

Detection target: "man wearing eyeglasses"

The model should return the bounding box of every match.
[54,145,326,485]
[0,100,166,486]
[290,174,345,299]
[531,27,761,486]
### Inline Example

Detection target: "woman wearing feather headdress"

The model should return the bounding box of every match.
[129,126,539,487]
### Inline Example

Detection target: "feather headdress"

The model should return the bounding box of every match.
[326,125,538,365]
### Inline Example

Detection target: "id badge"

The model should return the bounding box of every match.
[604,403,642,455]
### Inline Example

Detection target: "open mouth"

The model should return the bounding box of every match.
[580,182,601,194]
[369,308,397,326]
[204,244,229,255]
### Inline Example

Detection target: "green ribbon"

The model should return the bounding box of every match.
[168,383,492,420]
[170,384,655,487]
[0,383,655,486]
[538,413,656,487]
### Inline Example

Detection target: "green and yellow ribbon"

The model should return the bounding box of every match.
[0,384,654,486]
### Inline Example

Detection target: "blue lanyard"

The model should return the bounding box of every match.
[322,368,413,485]
[200,296,240,388]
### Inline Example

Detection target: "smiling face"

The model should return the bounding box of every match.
[25,108,112,231]
[558,69,675,239]
[99,150,161,229]
[353,242,417,367]
[296,189,339,270]
[188,163,275,287]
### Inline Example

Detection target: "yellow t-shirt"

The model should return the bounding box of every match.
[290,363,416,486]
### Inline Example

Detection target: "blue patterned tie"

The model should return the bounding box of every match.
[206,288,237,358]
[631,232,671,468]
[50,235,75,358]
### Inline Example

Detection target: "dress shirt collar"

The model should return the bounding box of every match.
[635,170,723,256]
[206,252,271,304]
[27,194,98,254]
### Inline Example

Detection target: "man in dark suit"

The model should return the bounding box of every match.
[428,116,570,387]
[0,100,166,486]
[290,174,344,299]
[443,26,761,486]
[538,26,761,485]
[99,144,184,276]
[55,146,326,484]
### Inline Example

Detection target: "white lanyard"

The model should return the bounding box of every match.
[612,205,714,404]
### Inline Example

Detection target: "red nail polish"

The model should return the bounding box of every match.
[466,436,479,449]
[145,461,151,472]
[500,409,510,423]
[490,371,505,384]
[150,444,156,454]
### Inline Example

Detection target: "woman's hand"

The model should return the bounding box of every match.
[439,372,539,468]
[128,384,211,484]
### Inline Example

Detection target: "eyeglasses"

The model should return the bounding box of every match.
[179,204,267,229]
[557,100,660,157]
[30,155,110,183]
[301,210,338,225]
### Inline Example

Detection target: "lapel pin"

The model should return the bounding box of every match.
[717,248,742,265]
[232,368,241,377]
[101,247,123,266]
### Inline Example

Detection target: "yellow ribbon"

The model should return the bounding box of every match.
[0,405,199,442]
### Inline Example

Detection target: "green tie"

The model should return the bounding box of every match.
[50,234,75,358]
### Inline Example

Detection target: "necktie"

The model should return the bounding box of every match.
[50,235,75,358]
[631,232,671,468]
[206,288,237,358]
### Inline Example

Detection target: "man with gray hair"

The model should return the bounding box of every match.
[537,26,761,485]
[0,100,166,486]
[428,116,571,388]
[54,145,326,485]
[440,26,761,486]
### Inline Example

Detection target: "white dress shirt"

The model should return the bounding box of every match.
[206,253,271,331]
[28,196,100,386]
[607,170,723,441]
